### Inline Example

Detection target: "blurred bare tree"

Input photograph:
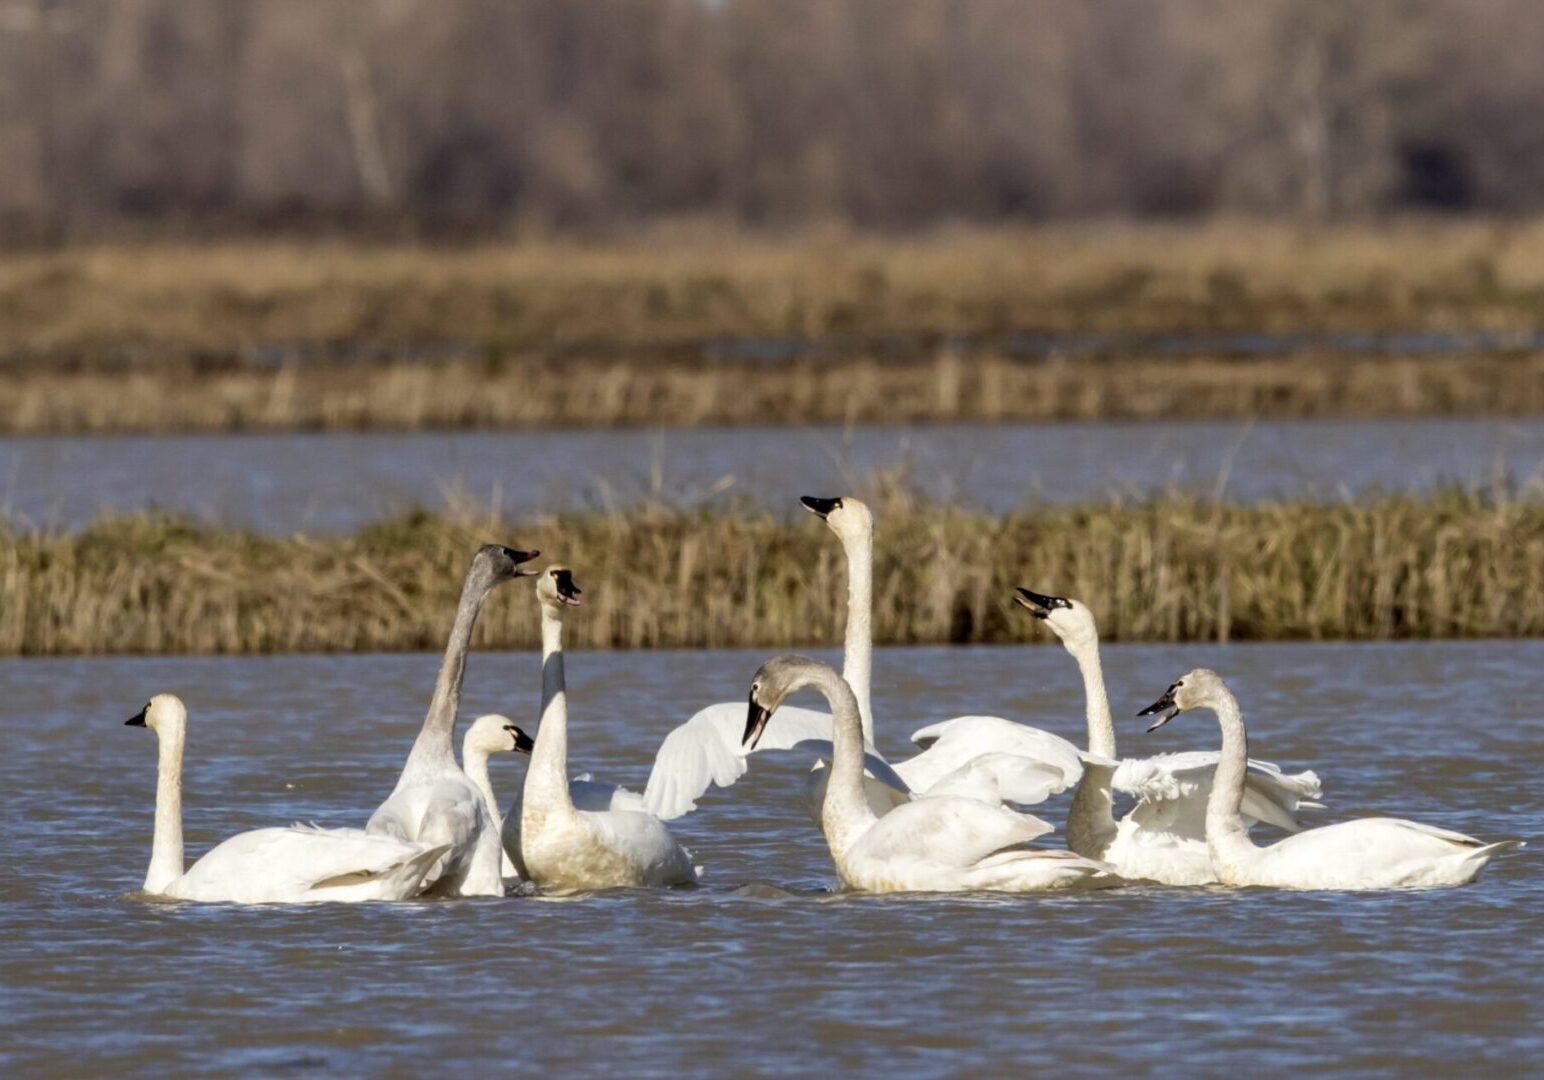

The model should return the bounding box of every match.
[0,0,1533,237]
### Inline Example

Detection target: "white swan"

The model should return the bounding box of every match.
[517,567,698,890]
[1139,669,1523,889]
[642,496,1079,821]
[461,714,534,878]
[746,656,1119,893]
[126,695,448,904]
[1015,587,1323,885]
[366,543,539,897]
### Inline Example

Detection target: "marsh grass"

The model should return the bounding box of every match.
[1,488,1537,655]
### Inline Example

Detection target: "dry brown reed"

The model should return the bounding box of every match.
[0,489,1537,656]
[6,222,1544,353]
[7,350,1544,434]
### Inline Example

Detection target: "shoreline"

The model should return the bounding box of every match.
[2,491,1532,656]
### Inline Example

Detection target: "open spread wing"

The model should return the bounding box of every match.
[1115,752,1323,835]
[642,701,849,819]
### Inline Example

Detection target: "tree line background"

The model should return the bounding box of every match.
[0,0,1538,239]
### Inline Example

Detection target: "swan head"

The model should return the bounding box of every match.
[1013,587,1097,650]
[800,495,872,545]
[535,565,583,609]
[474,543,542,583]
[743,653,826,749]
[125,693,187,734]
[1137,668,1226,732]
[464,714,534,756]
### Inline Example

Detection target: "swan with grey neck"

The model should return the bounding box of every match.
[1139,669,1522,889]
[518,567,697,890]
[127,695,448,903]
[745,655,1118,893]
[1016,587,1322,885]
[366,542,538,896]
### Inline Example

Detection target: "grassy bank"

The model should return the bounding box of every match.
[7,221,1544,431]
[1,490,1535,656]
[6,349,1544,434]
[7,222,1544,354]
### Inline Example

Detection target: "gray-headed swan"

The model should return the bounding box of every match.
[1016,587,1322,885]
[745,655,1118,893]
[518,567,697,890]
[1139,669,1522,889]
[127,695,447,904]
[366,543,538,896]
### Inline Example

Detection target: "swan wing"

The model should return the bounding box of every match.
[174,826,445,903]
[854,796,1056,870]
[641,701,842,820]
[582,810,699,884]
[919,752,1070,807]
[1116,752,1323,835]
[894,716,1084,795]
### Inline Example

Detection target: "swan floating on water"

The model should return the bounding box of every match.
[517,567,698,890]
[1016,587,1323,885]
[643,496,1081,821]
[366,543,539,897]
[746,655,1119,894]
[127,695,447,904]
[461,714,534,878]
[1139,669,1523,890]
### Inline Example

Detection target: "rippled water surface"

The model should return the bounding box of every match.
[3,417,1541,532]
[2,642,1539,1076]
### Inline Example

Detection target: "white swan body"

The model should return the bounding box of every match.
[366,543,537,897]
[1141,669,1522,890]
[747,656,1120,894]
[643,496,1076,819]
[127,695,447,904]
[518,567,698,891]
[1016,589,1322,885]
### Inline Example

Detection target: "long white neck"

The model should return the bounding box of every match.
[462,744,501,830]
[400,572,491,784]
[839,528,875,746]
[145,721,186,894]
[1204,686,1257,869]
[523,606,575,816]
[813,664,879,864]
[1064,635,1118,858]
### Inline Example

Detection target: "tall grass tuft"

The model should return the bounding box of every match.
[0,489,1537,656]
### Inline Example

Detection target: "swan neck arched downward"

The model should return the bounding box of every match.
[145,716,186,894]
[814,662,880,862]
[839,526,875,746]
[1205,685,1257,869]
[403,566,493,782]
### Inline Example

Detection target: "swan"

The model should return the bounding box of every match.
[366,542,539,897]
[1139,669,1523,889]
[461,714,534,878]
[642,495,1080,821]
[517,566,698,890]
[1014,587,1323,885]
[745,655,1119,893]
[126,695,448,903]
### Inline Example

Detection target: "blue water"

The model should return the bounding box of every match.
[1,641,1537,1075]
[1,417,1540,534]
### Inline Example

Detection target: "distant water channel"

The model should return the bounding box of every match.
[1,641,1537,1074]
[1,417,1540,533]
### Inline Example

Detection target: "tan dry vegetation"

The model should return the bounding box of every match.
[5,350,1544,434]
[5,222,1544,353]
[0,490,1537,656]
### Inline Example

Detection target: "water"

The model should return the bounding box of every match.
[1,417,1540,533]
[2,641,1538,1075]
